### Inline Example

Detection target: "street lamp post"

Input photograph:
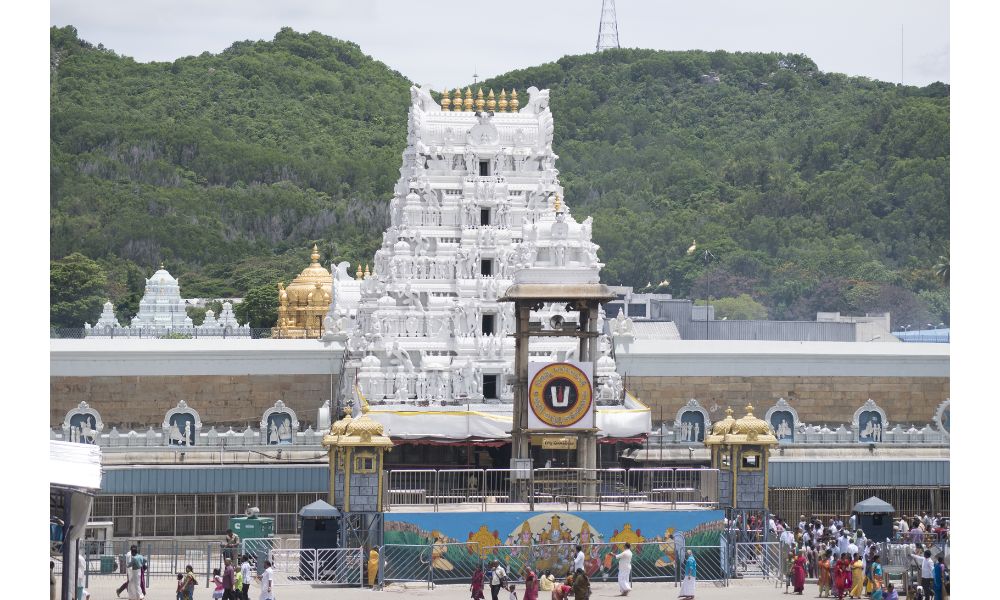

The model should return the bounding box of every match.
[701,250,717,340]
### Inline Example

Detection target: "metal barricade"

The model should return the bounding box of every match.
[628,468,674,505]
[482,545,530,582]
[381,543,433,587]
[483,469,517,506]
[267,548,364,585]
[385,470,436,509]
[684,545,728,583]
[732,541,781,579]
[674,468,719,508]
[428,541,484,584]
[436,469,485,508]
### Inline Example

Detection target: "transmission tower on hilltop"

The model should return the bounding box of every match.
[596,0,621,51]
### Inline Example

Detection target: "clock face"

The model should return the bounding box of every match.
[529,363,593,428]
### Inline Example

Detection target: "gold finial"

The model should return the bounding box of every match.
[475,87,485,112]
[554,195,562,212]
[364,264,370,278]
[356,264,363,279]
[452,88,462,111]
[745,404,755,416]
[510,88,519,111]
[440,89,451,110]
[463,87,474,111]
[487,89,496,112]
[498,89,508,112]
[726,407,734,417]
[160,262,165,270]
[310,244,320,263]
[278,281,284,291]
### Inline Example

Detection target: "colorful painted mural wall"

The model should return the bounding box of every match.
[383,510,725,582]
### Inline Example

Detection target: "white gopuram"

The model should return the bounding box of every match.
[324,85,650,442]
[130,265,195,332]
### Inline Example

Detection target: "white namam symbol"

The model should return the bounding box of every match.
[549,385,572,408]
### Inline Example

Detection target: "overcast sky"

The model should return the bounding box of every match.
[50,0,949,88]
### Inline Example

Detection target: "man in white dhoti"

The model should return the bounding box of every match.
[615,542,633,596]
[126,544,143,600]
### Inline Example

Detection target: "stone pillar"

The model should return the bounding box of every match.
[512,304,532,461]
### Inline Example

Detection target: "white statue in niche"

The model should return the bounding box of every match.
[389,341,414,371]
[550,211,569,240]
[279,417,292,442]
[553,244,567,267]
[269,420,279,444]
[184,421,193,446]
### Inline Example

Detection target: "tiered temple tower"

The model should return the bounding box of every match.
[323,85,648,447]
[130,265,194,331]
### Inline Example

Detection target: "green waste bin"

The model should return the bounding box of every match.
[100,556,116,574]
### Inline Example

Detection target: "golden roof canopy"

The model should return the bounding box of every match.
[711,407,736,436]
[731,404,773,437]
[286,245,331,297]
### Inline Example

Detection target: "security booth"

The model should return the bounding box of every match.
[853,496,895,542]
[298,499,343,579]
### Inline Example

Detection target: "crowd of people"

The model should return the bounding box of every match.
[466,544,699,600]
[761,512,949,599]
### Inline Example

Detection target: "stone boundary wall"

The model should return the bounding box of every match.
[629,375,950,425]
[50,374,335,429]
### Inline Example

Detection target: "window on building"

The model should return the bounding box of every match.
[482,314,495,335]
[627,303,647,318]
[481,259,492,277]
[354,452,376,473]
[605,303,624,318]
[481,208,491,226]
[479,160,490,176]
[483,374,498,399]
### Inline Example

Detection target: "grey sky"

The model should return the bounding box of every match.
[50,0,949,88]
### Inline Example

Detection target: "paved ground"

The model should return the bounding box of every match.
[77,578,796,600]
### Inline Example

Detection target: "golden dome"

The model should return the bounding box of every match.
[287,245,331,291]
[711,407,736,436]
[731,404,773,437]
[346,413,385,439]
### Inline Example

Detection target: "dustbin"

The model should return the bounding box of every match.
[100,556,116,574]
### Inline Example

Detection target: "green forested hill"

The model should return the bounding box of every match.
[50,26,949,329]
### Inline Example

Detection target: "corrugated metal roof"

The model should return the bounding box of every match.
[101,465,328,494]
[631,321,682,340]
[101,460,950,495]
[769,460,949,488]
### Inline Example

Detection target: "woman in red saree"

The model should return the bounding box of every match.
[471,566,485,600]
[791,550,807,594]
[832,556,846,600]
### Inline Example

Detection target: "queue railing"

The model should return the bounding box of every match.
[384,467,720,511]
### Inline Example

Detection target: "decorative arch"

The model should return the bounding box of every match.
[260,399,299,445]
[162,400,202,446]
[764,398,800,443]
[62,401,104,444]
[933,398,950,438]
[852,398,888,443]
[674,398,710,443]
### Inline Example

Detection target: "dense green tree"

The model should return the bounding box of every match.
[706,294,769,320]
[49,27,949,328]
[51,253,107,328]
[234,285,279,328]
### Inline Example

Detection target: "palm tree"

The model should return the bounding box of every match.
[934,252,949,286]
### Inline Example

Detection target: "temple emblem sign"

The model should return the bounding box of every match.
[528,362,593,429]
